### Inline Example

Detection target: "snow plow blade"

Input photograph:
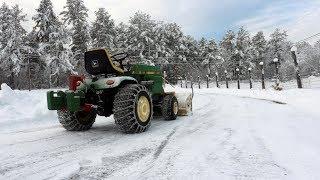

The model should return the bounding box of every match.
[176,93,193,116]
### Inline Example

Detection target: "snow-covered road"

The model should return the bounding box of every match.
[1,86,320,179]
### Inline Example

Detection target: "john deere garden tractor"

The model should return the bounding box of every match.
[47,49,192,133]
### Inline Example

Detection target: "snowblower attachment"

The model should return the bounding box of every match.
[164,84,193,116]
[176,93,193,116]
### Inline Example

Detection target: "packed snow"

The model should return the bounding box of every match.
[1,83,320,179]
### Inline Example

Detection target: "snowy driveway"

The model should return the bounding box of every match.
[1,89,320,179]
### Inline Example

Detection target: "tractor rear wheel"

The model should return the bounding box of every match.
[162,94,178,120]
[113,84,153,133]
[57,109,96,131]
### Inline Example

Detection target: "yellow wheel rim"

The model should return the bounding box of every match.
[137,96,151,122]
[173,101,178,115]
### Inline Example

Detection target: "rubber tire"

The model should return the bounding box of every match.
[162,94,178,120]
[57,110,96,131]
[113,84,153,133]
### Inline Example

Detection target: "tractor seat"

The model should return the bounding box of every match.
[85,49,124,75]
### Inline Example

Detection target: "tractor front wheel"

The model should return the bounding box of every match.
[162,94,178,120]
[57,109,96,131]
[113,84,152,133]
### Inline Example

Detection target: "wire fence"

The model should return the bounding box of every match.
[1,48,319,91]
[178,75,320,90]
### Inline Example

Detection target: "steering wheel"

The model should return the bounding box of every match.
[111,53,128,62]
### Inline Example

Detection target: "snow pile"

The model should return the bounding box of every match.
[0,84,57,132]
[195,88,320,118]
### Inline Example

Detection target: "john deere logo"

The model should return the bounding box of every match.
[92,60,99,68]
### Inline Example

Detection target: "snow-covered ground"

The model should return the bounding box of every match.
[1,83,320,179]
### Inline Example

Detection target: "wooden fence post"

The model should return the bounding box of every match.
[224,70,229,89]
[248,67,252,89]
[215,72,219,88]
[236,68,240,89]
[259,62,265,89]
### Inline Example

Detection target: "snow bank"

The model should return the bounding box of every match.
[194,88,320,118]
[0,84,57,132]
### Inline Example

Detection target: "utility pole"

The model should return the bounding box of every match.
[224,70,229,89]
[198,76,200,89]
[248,67,252,89]
[206,74,209,88]
[291,46,303,88]
[259,62,265,89]
[236,68,240,89]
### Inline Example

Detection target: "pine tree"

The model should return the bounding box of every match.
[198,37,208,62]
[0,5,30,89]
[114,22,128,50]
[156,22,185,63]
[179,35,199,79]
[268,28,288,63]
[206,38,220,75]
[251,31,267,78]
[61,0,89,73]
[155,22,185,83]
[219,30,236,75]
[252,31,267,65]
[32,0,74,88]
[91,8,116,49]
[32,0,60,43]
[127,12,156,63]
[235,27,252,73]
[0,3,11,50]
[267,29,291,79]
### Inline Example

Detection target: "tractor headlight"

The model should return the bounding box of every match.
[106,80,115,85]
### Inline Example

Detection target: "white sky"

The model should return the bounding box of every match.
[1,0,320,43]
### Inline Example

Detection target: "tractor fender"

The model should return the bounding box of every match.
[86,76,138,90]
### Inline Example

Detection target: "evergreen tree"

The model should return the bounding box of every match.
[179,35,199,79]
[235,27,252,73]
[0,3,11,50]
[206,38,220,75]
[91,8,116,49]
[268,28,288,63]
[219,30,236,75]
[251,31,267,78]
[155,22,185,83]
[157,22,185,62]
[0,5,30,89]
[252,31,267,65]
[127,12,156,63]
[33,0,74,87]
[32,0,60,43]
[114,22,128,50]
[61,0,89,73]
[267,29,291,79]
[198,37,208,62]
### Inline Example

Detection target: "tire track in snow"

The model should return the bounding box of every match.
[153,127,177,159]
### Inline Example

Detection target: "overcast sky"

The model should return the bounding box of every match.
[1,0,320,43]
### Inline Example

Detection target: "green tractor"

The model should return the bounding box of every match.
[47,49,192,133]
